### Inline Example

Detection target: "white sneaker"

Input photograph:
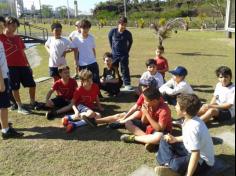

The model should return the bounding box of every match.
[121,85,134,91]
[18,107,31,115]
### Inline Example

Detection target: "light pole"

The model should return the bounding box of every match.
[124,0,127,17]
[67,0,70,20]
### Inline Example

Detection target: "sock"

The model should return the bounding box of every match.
[2,128,9,133]
[66,115,73,121]
[72,120,87,127]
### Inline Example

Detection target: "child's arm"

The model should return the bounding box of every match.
[96,96,104,111]
[45,89,54,103]
[73,48,79,70]
[186,150,201,176]
[162,80,187,95]
[119,104,141,123]
[93,48,96,58]
[45,45,50,54]
[71,99,80,119]
[0,67,5,93]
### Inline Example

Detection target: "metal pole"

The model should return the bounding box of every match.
[124,0,127,17]
[67,0,70,20]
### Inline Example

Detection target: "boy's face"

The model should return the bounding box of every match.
[53,28,62,38]
[0,21,5,34]
[147,64,157,75]
[218,74,231,87]
[144,96,158,108]
[59,69,70,80]
[82,78,93,90]
[118,23,127,32]
[175,102,185,118]
[81,27,90,37]
[5,23,18,34]
[104,57,113,68]
[173,75,184,83]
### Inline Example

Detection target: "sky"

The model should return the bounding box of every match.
[23,0,108,13]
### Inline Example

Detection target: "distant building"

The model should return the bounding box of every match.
[0,0,24,17]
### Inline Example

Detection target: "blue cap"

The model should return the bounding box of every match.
[169,66,188,76]
[139,77,158,88]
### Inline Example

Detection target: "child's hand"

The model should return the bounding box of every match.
[202,104,210,111]
[164,134,177,144]
[0,82,5,92]
[141,104,149,115]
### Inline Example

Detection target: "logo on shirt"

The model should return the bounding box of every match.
[5,38,18,57]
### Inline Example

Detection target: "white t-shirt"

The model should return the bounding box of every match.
[0,42,9,79]
[159,78,194,95]
[70,34,96,66]
[69,30,81,41]
[214,82,235,117]
[45,37,71,67]
[140,71,164,88]
[182,116,215,166]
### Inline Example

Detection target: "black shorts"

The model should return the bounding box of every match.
[9,67,36,90]
[215,109,232,122]
[51,96,70,108]
[0,79,11,108]
[49,67,60,77]
[131,119,147,132]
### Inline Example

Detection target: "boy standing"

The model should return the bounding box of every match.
[120,88,172,150]
[156,94,215,176]
[159,66,193,105]
[108,16,133,90]
[199,66,235,122]
[45,22,71,82]
[155,45,169,79]
[45,66,78,120]
[62,70,103,133]
[0,16,24,139]
[100,52,123,96]
[70,19,100,85]
[0,16,38,115]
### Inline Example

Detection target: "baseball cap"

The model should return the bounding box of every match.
[169,66,188,76]
[139,77,158,88]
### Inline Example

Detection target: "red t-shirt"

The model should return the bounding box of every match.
[0,34,29,67]
[145,100,172,134]
[136,94,145,107]
[52,78,78,101]
[155,56,168,77]
[72,83,100,109]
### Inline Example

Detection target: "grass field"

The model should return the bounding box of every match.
[0,26,235,176]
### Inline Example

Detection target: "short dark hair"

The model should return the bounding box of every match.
[103,52,113,60]
[118,16,128,24]
[215,66,232,78]
[0,16,6,24]
[143,88,161,101]
[5,16,20,27]
[146,59,157,67]
[58,65,69,73]
[80,19,91,29]
[177,94,201,117]
[51,22,62,31]
[157,45,164,52]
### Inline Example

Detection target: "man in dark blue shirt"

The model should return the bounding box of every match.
[108,17,133,90]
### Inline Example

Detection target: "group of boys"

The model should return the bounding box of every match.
[0,15,235,176]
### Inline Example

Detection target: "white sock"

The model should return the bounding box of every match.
[2,128,9,133]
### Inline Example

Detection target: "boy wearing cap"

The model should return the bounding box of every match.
[45,22,71,82]
[159,66,193,106]
[199,66,235,123]
[108,16,133,91]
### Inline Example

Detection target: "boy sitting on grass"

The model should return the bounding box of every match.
[199,66,235,123]
[45,66,78,120]
[159,66,193,106]
[136,59,164,96]
[155,94,215,176]
[100,52,123,97]
[61,69,104,133]
[120,88,172,152]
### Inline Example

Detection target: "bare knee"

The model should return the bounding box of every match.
[46,100,54,108]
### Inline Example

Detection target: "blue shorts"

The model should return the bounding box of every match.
[215,109,232,122]
[0,79,11,109]
[51,96,70,108]
[77,104,90,113]
[8,67,36,90]
[49,67,60,77]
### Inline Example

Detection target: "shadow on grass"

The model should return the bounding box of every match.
[102,91,137,104]
[176,52,228,57]
[18,125,124,141]
[130,74,141,79]
[207,117,235,129]
[191,85,214,94]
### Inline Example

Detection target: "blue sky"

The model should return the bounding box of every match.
[24,0,108,12]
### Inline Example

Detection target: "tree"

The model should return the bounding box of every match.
[41,5,53,18]
[56,6,67,18]
[207,0,226,20]
[0,2,7,10]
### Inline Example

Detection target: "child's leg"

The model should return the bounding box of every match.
[0,108,9,130]
[83,110,101,119]
[45,100,55,108]
[134,132,163,144]
[96,113,126,124]
[200,108,219,122]
[29,86,36,104]
[12,90,22,107]
[125,120,146,136]
[56,104,73,114]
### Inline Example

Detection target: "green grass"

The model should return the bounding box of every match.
[0,26,235,176]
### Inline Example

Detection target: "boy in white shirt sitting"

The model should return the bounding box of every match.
[159,66,193,105]
[199,66,235,122]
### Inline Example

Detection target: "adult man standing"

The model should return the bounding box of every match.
[108,16,133,90]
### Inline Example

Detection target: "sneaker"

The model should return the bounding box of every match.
[61,116,69,127]
[81,115,97,128]
[18,107,31,115]
[2,127,24,140]
[120,134,136,143]
[10,104,18,111]
[108,122,125,129]
[30,102,45,110]
[145,143,159,153]
[66,123,75,133]
[154,166,180,176]
[0,122,13,130]
[121,85,133,91]
[45,110,57,120]
[172,118,184,128]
